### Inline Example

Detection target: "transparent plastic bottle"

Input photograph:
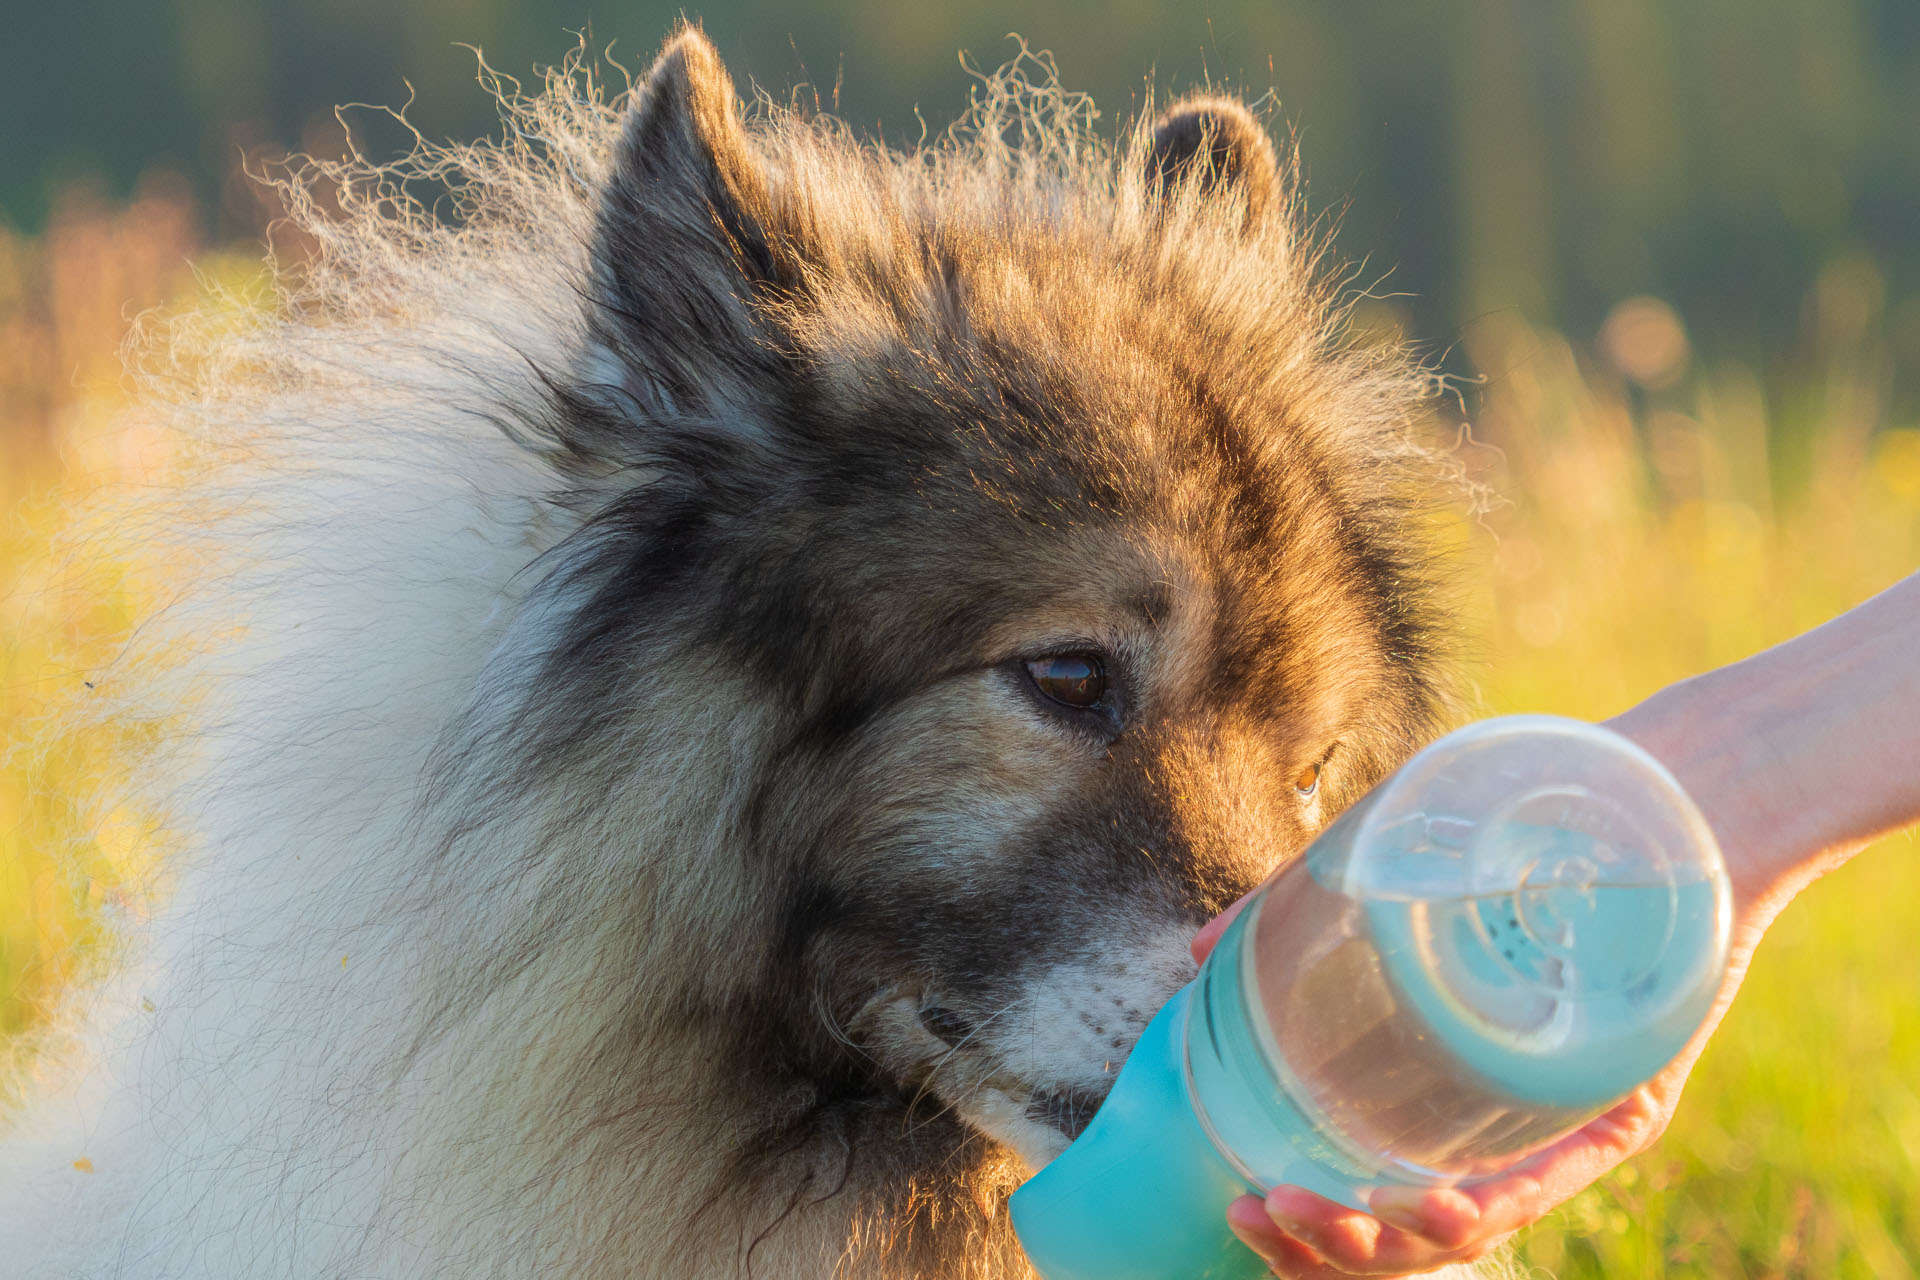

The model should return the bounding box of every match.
[1011,715,1732,1280]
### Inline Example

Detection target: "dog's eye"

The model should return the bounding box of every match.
[1294,761,1320,797]
[1025,653,1108,710]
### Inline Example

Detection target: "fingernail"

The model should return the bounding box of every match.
[1264,1197,1315,1245]
[1227,1197,1287,1262]
[1372,1202,1425,1234]
[1227,1220,1281,1263]
[1366,1189,1426,1235]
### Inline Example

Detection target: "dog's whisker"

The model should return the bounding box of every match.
[900,1001,1022,1137]
[16,19,1468,1279]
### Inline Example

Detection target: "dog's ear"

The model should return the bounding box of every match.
[1144,96,1281,229]
[585,27,790,424]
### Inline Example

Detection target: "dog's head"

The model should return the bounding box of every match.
[515,29,1449,1176]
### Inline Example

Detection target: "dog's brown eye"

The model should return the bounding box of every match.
[1294,761,1320,797]
[1026,654,1108,709]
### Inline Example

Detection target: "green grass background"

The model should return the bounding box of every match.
[3,172,1919,1280]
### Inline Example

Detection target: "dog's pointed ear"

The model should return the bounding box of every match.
[585,28,788,422]
[1144,96,1281,229]
[608,28,770,262]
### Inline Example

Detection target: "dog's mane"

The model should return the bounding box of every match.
[4,36,1470,1280]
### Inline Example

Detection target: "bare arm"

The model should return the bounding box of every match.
[1217,570,1920,1279]
[1614,570,1920,916]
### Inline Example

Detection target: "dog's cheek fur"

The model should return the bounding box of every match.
[753,680,1292,1089]
[0,25,1491,1280]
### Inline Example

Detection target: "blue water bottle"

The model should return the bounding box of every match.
[1010,715,1732,1280]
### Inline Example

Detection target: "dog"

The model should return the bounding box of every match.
[0,27,1467,1278]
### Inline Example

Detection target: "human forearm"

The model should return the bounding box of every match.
[1230,572,1920,1279]
[1607,571,1920,912]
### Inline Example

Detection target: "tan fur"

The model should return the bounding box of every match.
[0,28,1493,1280]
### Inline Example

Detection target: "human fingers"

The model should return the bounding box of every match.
[1361,1086,1668,1252]
[1219,1071,1671,1272]
[1227,1196,1328,1276]
[1238,1186,1509,1277]
[1190,889,1258,964]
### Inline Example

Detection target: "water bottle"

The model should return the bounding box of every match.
[1010,714,1732,1280]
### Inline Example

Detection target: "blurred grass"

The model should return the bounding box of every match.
[2,194,1917,1276]
[1438,295,1920,1277]
[0,184,207,1053]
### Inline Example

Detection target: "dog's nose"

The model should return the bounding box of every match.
[917,1005,974,1047]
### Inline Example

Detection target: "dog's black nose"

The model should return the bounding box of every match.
[917,1005,974,1047]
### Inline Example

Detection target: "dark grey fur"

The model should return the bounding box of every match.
[2,26,1464,1280]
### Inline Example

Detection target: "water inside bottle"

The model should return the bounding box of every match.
[1186,860,1722,1191]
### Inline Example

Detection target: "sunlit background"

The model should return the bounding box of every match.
[3,3,1918,1276]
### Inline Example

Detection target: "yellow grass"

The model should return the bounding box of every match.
[0,186,208,1048]
[1,195,1916,1275]
[1440,299,1920,1277]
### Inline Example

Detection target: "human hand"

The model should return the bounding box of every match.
[1188,571,1917,1274]
[1187,808,1794,1278]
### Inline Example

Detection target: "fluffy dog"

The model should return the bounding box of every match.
[1,27,1467,1279]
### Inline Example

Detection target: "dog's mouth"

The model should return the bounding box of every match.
[918,1004,1112,1143]
[1023,1085,1108,1142]
[843,929,1194,1170]
[850,995,1133,1171]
